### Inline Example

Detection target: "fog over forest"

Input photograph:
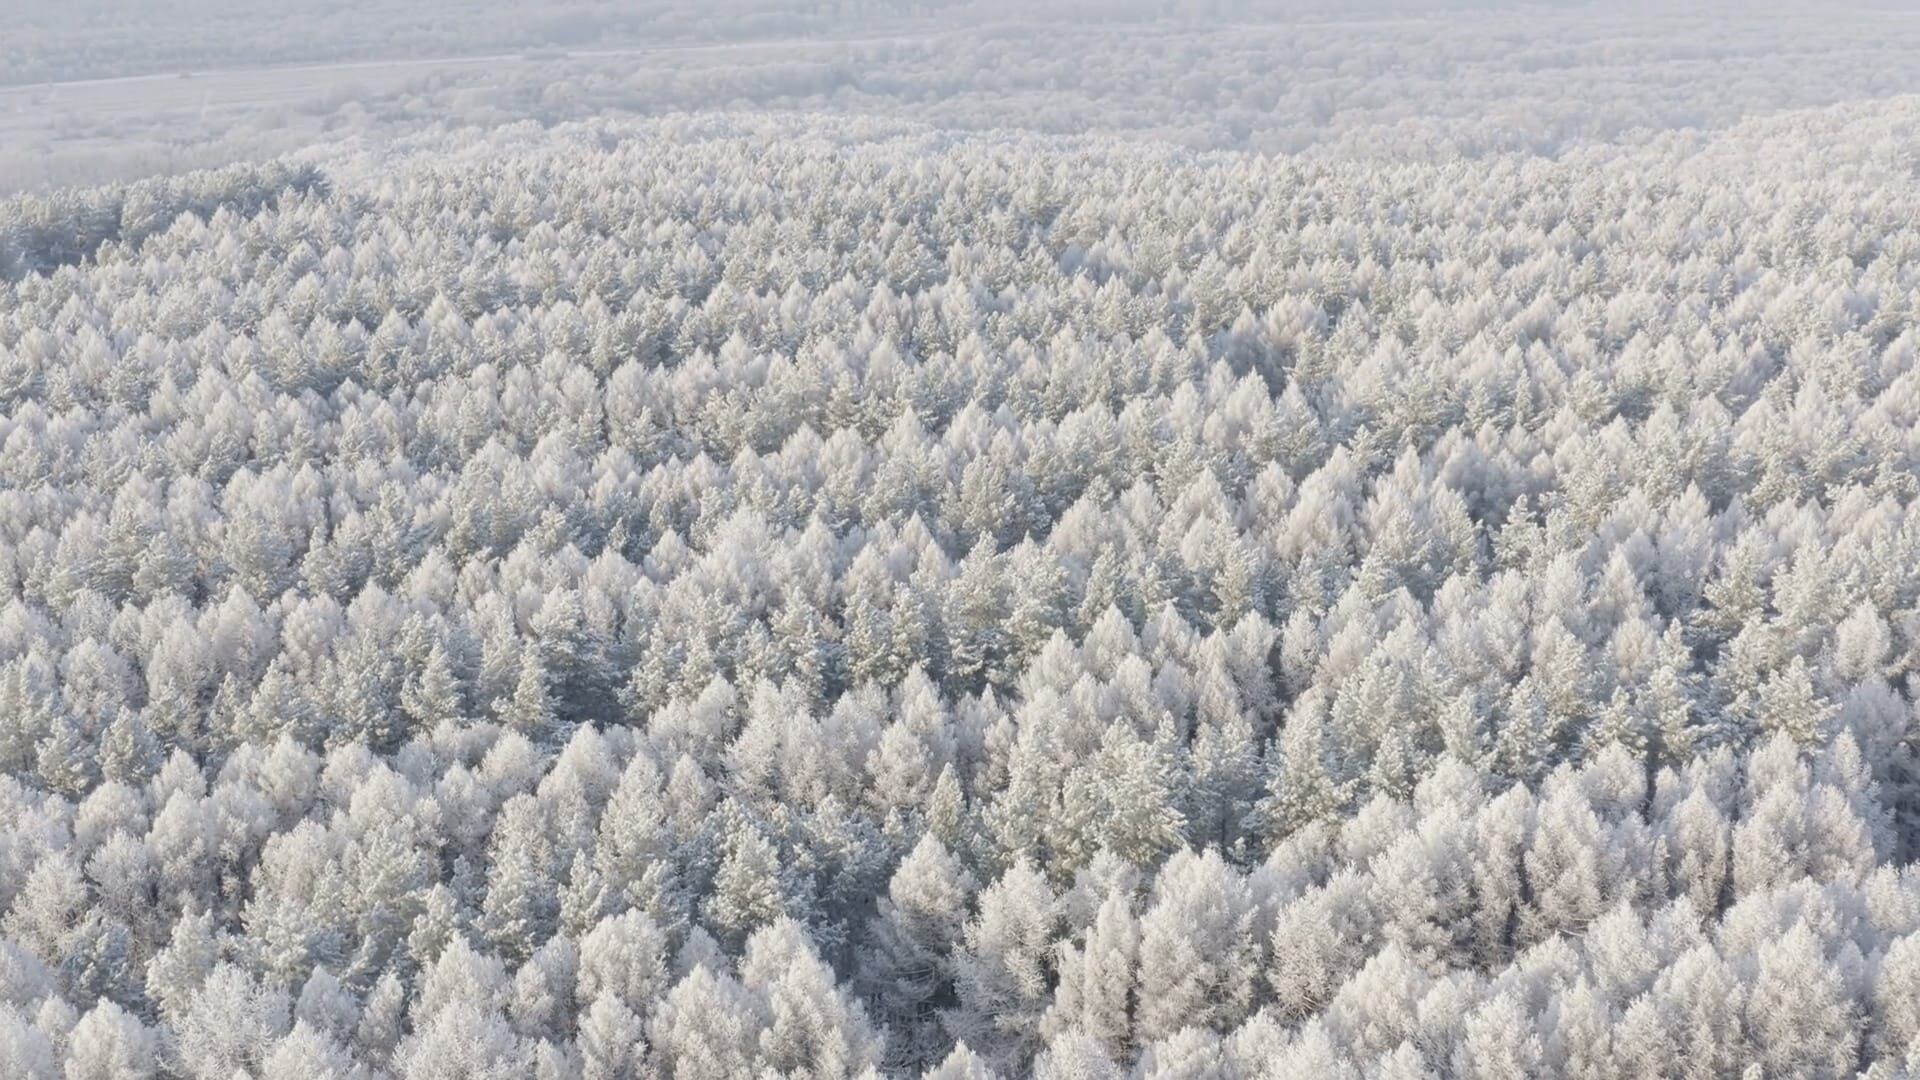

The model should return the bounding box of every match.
[5,3,1920,1078]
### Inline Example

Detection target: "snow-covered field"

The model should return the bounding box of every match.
[0,32,929,192]
[7,3,1920,1077]
[10,5,1920,191]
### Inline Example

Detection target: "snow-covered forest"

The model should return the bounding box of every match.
[7,3,1920,1078]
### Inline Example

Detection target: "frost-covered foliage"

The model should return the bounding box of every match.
[5,101,1920,1076]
